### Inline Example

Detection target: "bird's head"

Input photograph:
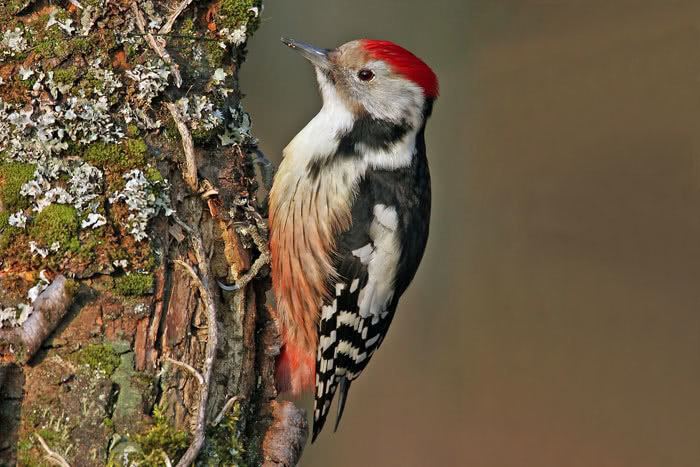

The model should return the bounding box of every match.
[282,38,438,126]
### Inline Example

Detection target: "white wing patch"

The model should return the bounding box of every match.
[352,204,400,319]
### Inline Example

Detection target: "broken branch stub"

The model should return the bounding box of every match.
[0,276,73,364]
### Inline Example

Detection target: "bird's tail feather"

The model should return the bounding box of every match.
[334,377,352,432]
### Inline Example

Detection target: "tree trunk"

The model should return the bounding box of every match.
[0,1,307,465]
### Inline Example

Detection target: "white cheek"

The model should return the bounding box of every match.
[363,79,425,126]
[344,60,425,126]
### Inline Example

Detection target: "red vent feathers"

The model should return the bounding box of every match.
[361,39,439,98]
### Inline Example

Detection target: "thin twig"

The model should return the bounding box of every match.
[126,32,220,42]
[165,102,198,192]
[161,451,173,467]
[172,223,219,467]
[34,433,71,467]
[212,396,241,427]
[217,224,270,291]
[159,0,194,36]
[172,214,194,234]
[165,356,204,386]
[247,223,270,256]
[218,252,268,291]
[131,1,182,87]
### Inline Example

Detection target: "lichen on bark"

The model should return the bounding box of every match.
[0,1,307,465]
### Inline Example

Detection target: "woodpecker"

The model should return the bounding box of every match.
[269,37,438,441]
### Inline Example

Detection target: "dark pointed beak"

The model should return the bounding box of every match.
[281,37,331,69]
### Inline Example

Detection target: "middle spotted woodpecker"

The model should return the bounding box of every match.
[269,37,438,441]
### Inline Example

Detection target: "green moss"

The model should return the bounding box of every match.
[130,406,189,466]
[53,66,79,85]
[84,142,120,167]
[180,17,195,36]
[33,427,70,462]
[64,278,79,298]
[69,219,109,263]
[124,138,148,160]
[17,437,39,467]
[33,13,95,60]
[0,211,13,247]
[205,39,226,67]
[18,435,52,467]
[83,138,148,172]
[74,343,121,376]
[30,205,79,246]
[0,162,35,210]
[201,402,247,466]
[125,42,140,61]
[33,12,68,57]
[71,37,93,54]
[115,273,154,296]
[192,126,219,144]
[33,38,54,57]
[36,428,66,447]
[0,210,22,256]
[20,76,38,89]
[65,236,81,253]
[219,0,260,31]
[0,211,9,249]
[144,166,164,184]
[4,0,27,15]
[17,438,32,452]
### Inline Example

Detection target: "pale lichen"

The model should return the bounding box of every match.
[81,212,107,229]
[219,106,255,146]
[19,158,103,222]
[125,60,171,103]
[175,95,224,132]
[8,211,27,228]
[46,10,77,36]
[109,169,172,241]
[0,303,31,328]
[1,27,27,57]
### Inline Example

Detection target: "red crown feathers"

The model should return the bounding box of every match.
[361,39,439,99]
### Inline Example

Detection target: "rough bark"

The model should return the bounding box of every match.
[0,1,307,465]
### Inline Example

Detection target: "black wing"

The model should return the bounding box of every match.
[312,127,431,441]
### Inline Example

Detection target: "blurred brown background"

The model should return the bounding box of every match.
[242,1,700,466]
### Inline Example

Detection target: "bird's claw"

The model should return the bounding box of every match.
[217,280,240,292]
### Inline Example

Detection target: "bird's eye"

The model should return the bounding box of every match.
[358,69,374,81]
